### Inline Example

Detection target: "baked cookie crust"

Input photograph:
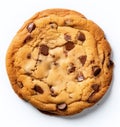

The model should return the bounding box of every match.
[6,9,113,115]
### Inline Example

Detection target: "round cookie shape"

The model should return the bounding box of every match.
[6,9,113,115]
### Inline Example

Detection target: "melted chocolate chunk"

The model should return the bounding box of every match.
[40,45,49,56]
[88,84,100,103]
[64,33,71,41]
[50,54,55,58]
[33,85,44,94]
[77,31,86,42]
[50,86,57,97]
[57,103,67,110]
[49,22,58,29]
[68,66,75,73]
[65,41,75,51]
[27,53,31,59]
[67,63,76,73]
[92,66,101,76]
[53,61,58,66]
[107,60,114,68]
[87,93,96,103]
[25,72,32,76]
[79,55,87,66]
[90,60,95,64]
[17,81,23,88]
[76,72,85,82]
[27,22,36,33]
[91,84,99,92]
[24,34,32,44]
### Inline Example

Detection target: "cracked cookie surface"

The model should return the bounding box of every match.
[6,9,113,115]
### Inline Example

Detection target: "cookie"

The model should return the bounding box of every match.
[6,9,113,115]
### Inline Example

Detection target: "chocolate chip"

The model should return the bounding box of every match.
[92,66,101,76]
[67,63,76,73]
[110,60,114,66]
[57,103,67,110]
[76,72,85,82]
[107,60,114,68]
[50,86,54,95]
[64,33,71,41]
[50,86,57,97]
[69,66,75,73]
[17,81,23,88]
[91,84,99,92]
[50,54,55,58]
[88,84,100,103]
[65,41,75,51]
[90,60,95,64]
[40,45,49,56]
[53,61,58,66]
[33,85,44,94]
[87,93,96,103]
[27,22,36,33]
[23,34,32,44]
[27,53,31,59]
[49,22,58,29]
[79,55,87,66]
[77,31,86,42]
[25,72,32,76]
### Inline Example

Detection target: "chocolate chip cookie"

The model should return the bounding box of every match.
[6,9,114,115]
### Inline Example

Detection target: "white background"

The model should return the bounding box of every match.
[0,0,120,127]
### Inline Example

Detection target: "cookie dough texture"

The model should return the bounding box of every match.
[6,9,113,115]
